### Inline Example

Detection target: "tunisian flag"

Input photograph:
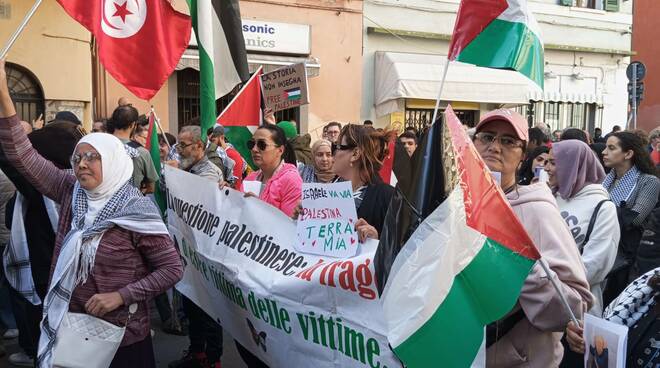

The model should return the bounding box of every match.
[57,0,191,100]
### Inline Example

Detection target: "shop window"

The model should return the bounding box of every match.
[523,101,601,132]
[6,62,44,124]
[560,0,615,11]
[177,68,201,126]
[404,108,475,133]
[405,108,434,133]
[544,102,561,128]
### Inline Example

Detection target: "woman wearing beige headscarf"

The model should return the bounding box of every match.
[298,139,338,183]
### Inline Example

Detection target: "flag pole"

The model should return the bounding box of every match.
[150,106,171,150]
[0,0,43,59]
[429,58,451,126]
[538,258,580,326]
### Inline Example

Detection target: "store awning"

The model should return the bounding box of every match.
[527,91,602,105]
[177,48,321,77]
[374,51,539,117]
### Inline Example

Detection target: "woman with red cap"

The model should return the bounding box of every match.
[472,109,593,367]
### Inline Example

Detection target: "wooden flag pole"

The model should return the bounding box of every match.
[150,106,171,150]
[429,58,451,126]
[0,0,43,59]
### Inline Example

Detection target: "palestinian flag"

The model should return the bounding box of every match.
[448,0,544,88]
[283,87,302,101]
[378,107,540,367]
[187,0,250,140]
[217,68,263,169]
[145,112,167,216]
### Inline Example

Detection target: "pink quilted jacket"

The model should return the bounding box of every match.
[245,163,302,217]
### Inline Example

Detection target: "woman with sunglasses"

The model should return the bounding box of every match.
[331,124,395,242]
[473,109,592,368]
[244,124,302,217]
[298,139,338,183]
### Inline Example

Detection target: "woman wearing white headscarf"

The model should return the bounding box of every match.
[0,59,183,368]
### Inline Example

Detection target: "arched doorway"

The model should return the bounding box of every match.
[6,63,45,123]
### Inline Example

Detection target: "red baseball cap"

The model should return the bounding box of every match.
[475,109,529,143]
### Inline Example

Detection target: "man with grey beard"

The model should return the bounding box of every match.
[175,125,223,182]
[168,125,225,368]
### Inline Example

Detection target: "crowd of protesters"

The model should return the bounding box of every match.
[0,53,660,368]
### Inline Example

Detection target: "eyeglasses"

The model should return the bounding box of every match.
[247,139,275,151]
[175,142,194,152]
[475,132,523,149]
[70,151,101,166]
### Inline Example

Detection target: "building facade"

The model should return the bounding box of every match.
[632,0,660,133]
[98,0,363,136]
[0,0,93,127]
[362,0,633,134]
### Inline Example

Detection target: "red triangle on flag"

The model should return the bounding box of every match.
[379,139,396,185]
[217,67,263,127]
[447,0,508,61]
[445,106,540,260]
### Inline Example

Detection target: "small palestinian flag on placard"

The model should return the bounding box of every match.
[283,87,302,101]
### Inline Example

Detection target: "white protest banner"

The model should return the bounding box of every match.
[261,63,309,113]
[296,182,358,258]
[164,166,400,368]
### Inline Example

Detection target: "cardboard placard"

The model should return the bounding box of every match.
[261,63,309,113]
[295,182,358,258]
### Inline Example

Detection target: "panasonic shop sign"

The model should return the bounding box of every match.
[242,20,311,55]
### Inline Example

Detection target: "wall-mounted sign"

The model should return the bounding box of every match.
[189,20,311,55]
[242,19,311,55]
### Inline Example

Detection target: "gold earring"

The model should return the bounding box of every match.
[350,162,353,167]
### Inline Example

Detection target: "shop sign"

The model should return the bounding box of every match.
[242,19,311,55]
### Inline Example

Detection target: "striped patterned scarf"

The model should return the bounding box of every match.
[36,181,168,368]
[602,166,641,206]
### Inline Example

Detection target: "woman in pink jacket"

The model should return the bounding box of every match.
[243,125,302,217]
[473,109,593,367]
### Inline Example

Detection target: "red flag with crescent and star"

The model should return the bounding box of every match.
[57,0,191,100]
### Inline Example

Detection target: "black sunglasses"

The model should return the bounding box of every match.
[332,143,356,154]
[247,139,275,151]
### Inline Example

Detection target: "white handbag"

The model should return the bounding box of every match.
[52,304,137,368]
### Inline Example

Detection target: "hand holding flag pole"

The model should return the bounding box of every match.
[0,0,43,59]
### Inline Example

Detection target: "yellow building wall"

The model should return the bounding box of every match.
[0,0,92,125]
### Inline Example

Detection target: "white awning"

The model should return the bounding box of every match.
[177,48,321,77]
[527,91,602,105]
[374,51,539,117]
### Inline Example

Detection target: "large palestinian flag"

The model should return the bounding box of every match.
[379,107,541,367]
[187,0,250,139]
[448,0,544,88]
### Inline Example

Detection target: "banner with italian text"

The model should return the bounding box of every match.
[164,166,401,368]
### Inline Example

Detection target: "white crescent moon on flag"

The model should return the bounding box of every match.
[101,0,147,39]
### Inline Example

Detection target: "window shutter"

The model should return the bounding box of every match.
[605,0,620,11]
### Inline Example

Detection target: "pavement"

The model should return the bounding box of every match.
[0,315,248,368]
